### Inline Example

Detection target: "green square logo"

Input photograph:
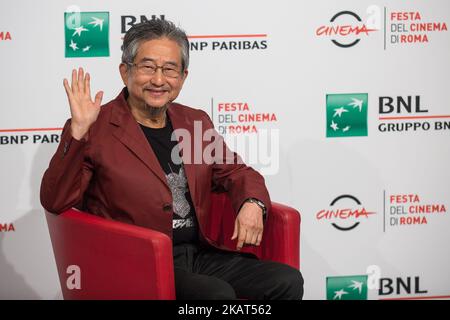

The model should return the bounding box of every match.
[326,275,368,300]
[326,93,368,137]
[64,12,109,58]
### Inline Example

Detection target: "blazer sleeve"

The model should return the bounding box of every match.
[40,119,94,214]
[200,111,271,215]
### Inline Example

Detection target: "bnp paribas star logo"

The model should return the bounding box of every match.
[326,275,368,300]
[64,12,109,58]
[326,93,368,137]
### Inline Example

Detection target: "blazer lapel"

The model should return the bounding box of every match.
[109,89,169,189]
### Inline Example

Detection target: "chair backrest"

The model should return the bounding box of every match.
[45,209,175,300]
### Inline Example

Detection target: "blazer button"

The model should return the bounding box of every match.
[163,204,172,211]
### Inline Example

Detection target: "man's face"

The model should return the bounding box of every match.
[120,37,188,109]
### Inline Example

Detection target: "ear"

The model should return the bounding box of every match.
[180,69,189,86]
[119,63,129,86]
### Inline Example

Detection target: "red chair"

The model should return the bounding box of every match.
[45,193,300,300]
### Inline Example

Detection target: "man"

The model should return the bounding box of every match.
[41,19,303,300]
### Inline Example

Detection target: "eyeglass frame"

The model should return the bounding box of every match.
[126,60,183,79]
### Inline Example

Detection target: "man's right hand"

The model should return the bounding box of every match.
[63,67,103,140]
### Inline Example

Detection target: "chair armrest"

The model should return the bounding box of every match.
[209,193,300,269]
[260,202,300,269]
[46,209,175,300]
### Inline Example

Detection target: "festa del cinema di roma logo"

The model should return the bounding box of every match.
[316,194,376,231]
[326,93,368,138]
[64,11,110,58]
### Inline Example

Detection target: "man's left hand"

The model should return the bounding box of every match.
[231,202,264,250]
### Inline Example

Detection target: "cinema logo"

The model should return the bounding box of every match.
[316,195,376,231]
[189,34,268,51]
[378,95,450,133]
[0,223,15,232]
[0,129,62,145]
[388,11,448,45]
[316,7,380,48]
[386,193,447,228]
[0,31,12,41]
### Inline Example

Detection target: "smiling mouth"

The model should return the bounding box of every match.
[145,89,167,96]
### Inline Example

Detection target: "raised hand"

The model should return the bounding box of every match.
[63,67,103,140]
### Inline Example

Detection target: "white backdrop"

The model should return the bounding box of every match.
[1,0,449,300]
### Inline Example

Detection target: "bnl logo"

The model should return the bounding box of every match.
[326,93,368,138]
[64,11,110,58]
[327,274,428,300]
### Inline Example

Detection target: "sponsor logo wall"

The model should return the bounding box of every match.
[0,0,449,299]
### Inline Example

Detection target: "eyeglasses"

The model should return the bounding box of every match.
[128,61,181,78]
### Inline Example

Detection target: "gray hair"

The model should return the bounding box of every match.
[121,19,190,72]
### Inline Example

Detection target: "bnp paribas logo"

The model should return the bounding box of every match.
[326,93,368,137]
[64,12,109,58]
[326,275,368,300]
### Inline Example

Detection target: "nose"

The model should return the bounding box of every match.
[150,68,165,86]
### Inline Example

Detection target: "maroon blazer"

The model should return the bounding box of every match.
[40,88,271,250]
